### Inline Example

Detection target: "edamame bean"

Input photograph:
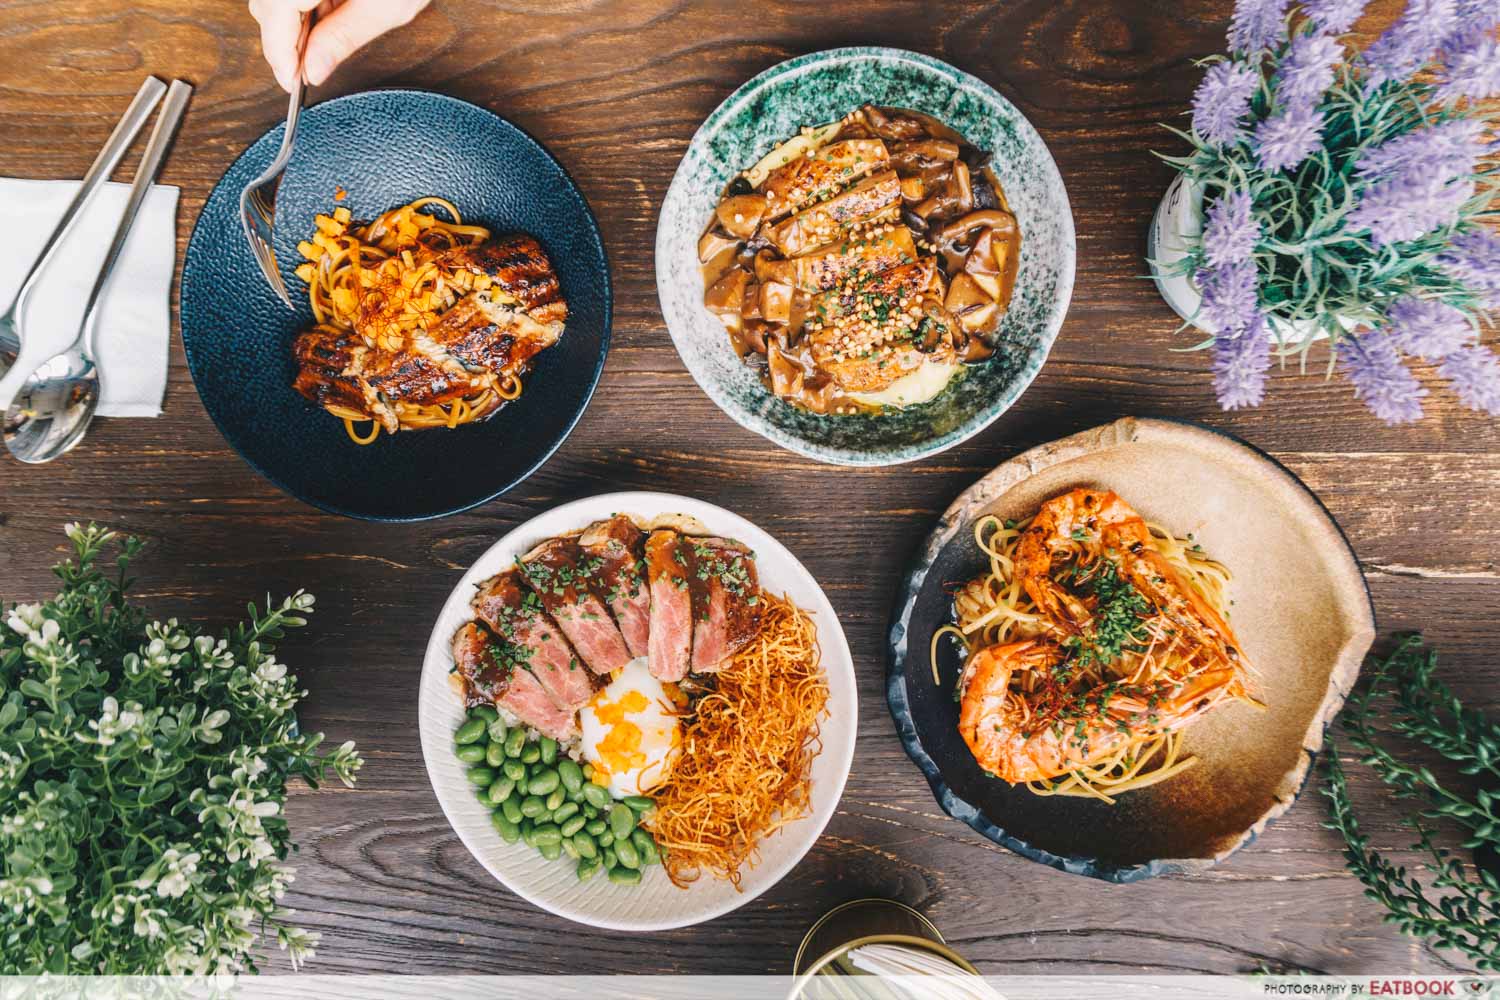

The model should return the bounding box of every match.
[585,819,607,837]
[486,776,515,805]
[504,728,525,757]
[521,820,537,848]
[558,759,583,795]
[491,812,520,844]
[532,824,562,848]
[539,840,562,861]
[455,743,487,763]
[540,736,558,764]
[577,857,601,882]
[520,795,547,819]
[623,795,655,814]
[614,837,640,870]
[631,828,659,865]
[528,769,560,796]
[561,838,580,861]
[560,814,586,838]
[581,762,594,780]
[572,832,598,859]
[471,705,499,723]
[485,741,506,767]
[582,783,610,809]
[502,760,526,782]
[552,802,579,825]
[486,718,508,743]
[607,866,641,885]
[545,787,565,812]
[501,798,523,824]
[520,745,540,764]
[602,846,618,870]
[454,718,487,745]
[608,803,635,840]
[467,766,496,787]
[597,831,614,849]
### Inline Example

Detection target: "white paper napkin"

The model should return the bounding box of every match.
[0,177,179,417]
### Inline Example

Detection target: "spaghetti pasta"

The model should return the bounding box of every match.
[933,508,1250,804]
[292,199,529,445]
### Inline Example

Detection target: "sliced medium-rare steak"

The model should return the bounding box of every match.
[645,530,694,682]
[471,569,594,711]
[687,537,762,673]
[579,515,651,659]
[450,623,578,740]
[518,537,632,675]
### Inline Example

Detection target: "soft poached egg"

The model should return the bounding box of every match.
[579,657,681,797]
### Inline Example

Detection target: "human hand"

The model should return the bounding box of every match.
[249,0,432,91]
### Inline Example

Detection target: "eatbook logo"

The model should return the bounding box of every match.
[1460,981,1490,996]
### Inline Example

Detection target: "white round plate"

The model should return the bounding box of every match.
[418,491,858,929]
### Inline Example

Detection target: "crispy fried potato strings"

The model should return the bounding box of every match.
[646,594,829,889]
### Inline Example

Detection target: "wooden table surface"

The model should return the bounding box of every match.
[2,0,1495,977]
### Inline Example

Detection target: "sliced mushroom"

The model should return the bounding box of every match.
[953,160,973,213]
[937,209,1016,246]
[900,175,926,201]
[760,280,794,324]
[741,281,763,320]
[698,228,741,264]
[945,273,999,334]
[716,194,768,240]
[887,139,961,174]
[705,268,751,316]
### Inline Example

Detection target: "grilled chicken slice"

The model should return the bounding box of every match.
[645,530,693,682]
[761,139,891,222]
[518,538,633,675]
[758,225,919,293]
[579,515,651,659]
[685,537,762,673]
[471,569,594,711]
[290,327,400,429]
[451,623,578,740]
[807,258,958,393]
[765,171,902,257]
[420,290,563,379]
[441,234,568,326]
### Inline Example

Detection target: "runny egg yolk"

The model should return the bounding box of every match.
[579,657,682,797]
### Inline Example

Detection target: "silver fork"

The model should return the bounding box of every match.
[0,76,167,380]
[239,11,314,308]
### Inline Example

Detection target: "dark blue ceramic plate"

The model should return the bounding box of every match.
[181,90,610,521]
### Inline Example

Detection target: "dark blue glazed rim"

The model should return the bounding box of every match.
[885,417,1375,882]
[181,89,611,521]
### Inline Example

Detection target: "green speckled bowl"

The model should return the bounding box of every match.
[656,47,1075,466]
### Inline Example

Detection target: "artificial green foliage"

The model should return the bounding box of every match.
[0,524,362,974]
[1323,636,1500,970]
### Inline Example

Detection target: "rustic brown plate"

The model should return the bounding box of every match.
[886,417,1375,880]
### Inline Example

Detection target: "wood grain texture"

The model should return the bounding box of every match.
[1,0,1496,976]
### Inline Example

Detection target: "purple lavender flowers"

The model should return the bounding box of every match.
[1354,119,1483,182]
[1338,332,1428,424]
[1439,345,1500,415]
[1254,106,1325,171]
[1438,30,1500,102]
[1363,0,1459,89]
[1202,190,1260,267]
[1213,314,1274,408]
[1274,33,1344,110]
[1192,61,1260,145]
[1302,0,1367,35]
[1197,261,1261,334]
[1229,0,1292,55]
[1345,169,1474,246]
[1382,296,1475,360]
[1440,230,1500,308]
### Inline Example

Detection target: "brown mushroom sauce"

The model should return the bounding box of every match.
[700,105,1020,415]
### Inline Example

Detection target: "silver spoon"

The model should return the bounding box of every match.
[0,76,167,381]
[3,80,193,465]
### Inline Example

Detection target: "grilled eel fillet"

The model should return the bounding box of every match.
[292,233,567,431]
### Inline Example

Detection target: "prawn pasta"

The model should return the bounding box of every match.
[932,488,1257,804]
[290,198,568,445]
